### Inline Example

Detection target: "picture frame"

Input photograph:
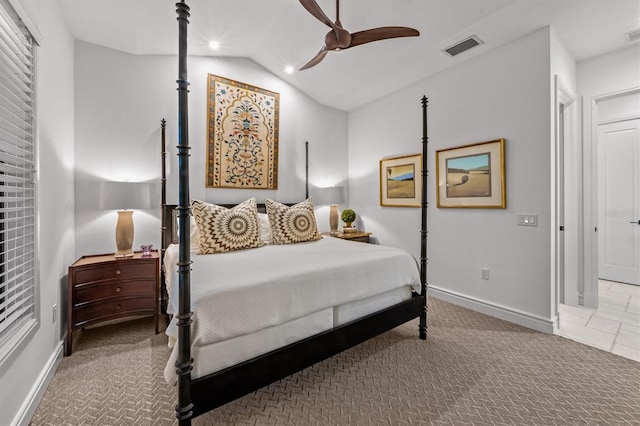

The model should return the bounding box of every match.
[379,154,422,207]
[206,74,280,189]
[435,138,506,208]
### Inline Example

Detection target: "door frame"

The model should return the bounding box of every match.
[583,86,640,307]
[554,76,578,322]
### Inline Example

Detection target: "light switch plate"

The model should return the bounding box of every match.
[517,214,538,227]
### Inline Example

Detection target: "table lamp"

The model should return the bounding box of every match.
[314,186,345,235]
[100,181,151,257]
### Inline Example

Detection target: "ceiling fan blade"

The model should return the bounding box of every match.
[299,0,336,29]
[300,49,329,71]
[300,0,351,48]
[349,26,420,48]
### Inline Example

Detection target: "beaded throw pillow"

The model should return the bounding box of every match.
[190,198,263,254]
[266,198,321,245]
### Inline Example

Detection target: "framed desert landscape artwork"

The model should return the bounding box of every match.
[435,138,506,208]
[206,74,280,189]
[380,154,422,207]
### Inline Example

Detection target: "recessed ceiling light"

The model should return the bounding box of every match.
[208,40,220,50]
[284,65,294,74]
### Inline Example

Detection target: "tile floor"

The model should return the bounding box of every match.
[557,280,639,362]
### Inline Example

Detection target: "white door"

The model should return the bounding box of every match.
[598,119,640,285]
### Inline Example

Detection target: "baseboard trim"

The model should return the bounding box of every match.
[13,341,63,426]
[428,286,554,334]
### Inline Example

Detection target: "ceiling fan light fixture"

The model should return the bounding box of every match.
[443,35,484,57]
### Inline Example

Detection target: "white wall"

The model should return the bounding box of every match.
[1,1,76,425]
[74,42,348,257]
[578,45,640,306]
[348,28,556,331]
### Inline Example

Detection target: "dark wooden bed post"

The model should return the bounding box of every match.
[419,96,428,340]
[305,141,309,199]
[160,118,167,313]
[175,1,194,425]
[160,118,167,249]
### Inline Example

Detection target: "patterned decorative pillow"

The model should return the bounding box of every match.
[266,198,321,245]
[190,198,263,254]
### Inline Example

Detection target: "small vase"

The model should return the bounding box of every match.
[140,244,153,257]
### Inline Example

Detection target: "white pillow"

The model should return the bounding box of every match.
[257,213,272,244]
[188,216,199,251]
[176,214,200,251]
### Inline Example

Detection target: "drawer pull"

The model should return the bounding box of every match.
[116,304,121,310]
[115,270,121,275]
[116,287,121,293]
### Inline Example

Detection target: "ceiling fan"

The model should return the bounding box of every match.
[299,0,420,70]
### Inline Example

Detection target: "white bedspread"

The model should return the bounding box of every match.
[164,236,420,348]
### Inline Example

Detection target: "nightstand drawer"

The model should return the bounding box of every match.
[74,279,156,305]
[74,262,156,284]
[347,235,370,243]
[322,231,371,243]
[73,296,156,327]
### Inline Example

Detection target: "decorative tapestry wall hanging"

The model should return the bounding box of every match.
[207,74,280,189]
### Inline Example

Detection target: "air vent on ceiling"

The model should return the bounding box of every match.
[625,28,640,43]
[443,35,484,57]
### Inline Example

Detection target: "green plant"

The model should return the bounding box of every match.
[341,209,356,224]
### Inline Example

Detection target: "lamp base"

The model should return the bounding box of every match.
[329,204,339,236]
[114,251,135,258]
[115,210,135,258]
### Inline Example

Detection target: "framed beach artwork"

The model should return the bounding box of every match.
[435,138,506,208]
[379,154,422,207]
[206,74,280,189]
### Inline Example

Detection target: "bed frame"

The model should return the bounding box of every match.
[166,2,428,424]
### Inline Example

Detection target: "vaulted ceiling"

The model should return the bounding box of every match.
[58,0,639,111]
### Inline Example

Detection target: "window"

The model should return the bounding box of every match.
[0,0,37,363]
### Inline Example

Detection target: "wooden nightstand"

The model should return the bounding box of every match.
[66,251,160,356]
[324,231,372,243]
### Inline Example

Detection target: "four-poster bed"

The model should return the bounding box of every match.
[166,2,428,424]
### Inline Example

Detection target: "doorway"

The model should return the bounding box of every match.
[581,88,640,308]
[556,101,639,361]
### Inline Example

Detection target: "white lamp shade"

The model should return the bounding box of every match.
[312,186,345,206]
[100,181,152,210]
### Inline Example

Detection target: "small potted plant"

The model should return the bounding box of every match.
[341,209,357,233]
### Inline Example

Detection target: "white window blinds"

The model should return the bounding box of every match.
[0,0,36,349]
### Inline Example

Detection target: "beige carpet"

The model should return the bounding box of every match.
[30,298,640,425]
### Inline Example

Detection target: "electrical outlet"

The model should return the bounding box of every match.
[52,304,57,323]
[481,268,490,280]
